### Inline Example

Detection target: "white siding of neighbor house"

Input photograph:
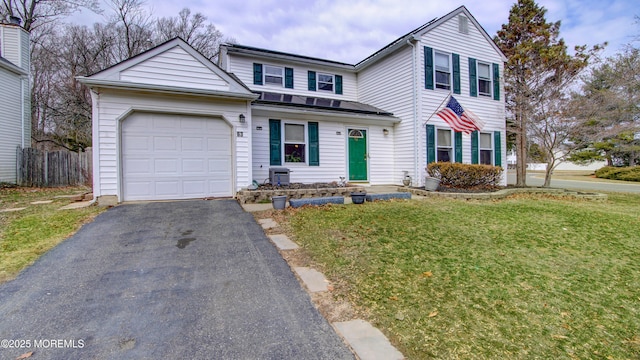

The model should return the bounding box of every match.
[417,14,506,185]
[0,68,22,183]
[120,46,231,91]
[251,116,394,185]
[358,46,415,184]
[92,89,251,200]
[225,54,358,101]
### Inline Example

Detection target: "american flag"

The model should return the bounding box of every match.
[436,96,484,134]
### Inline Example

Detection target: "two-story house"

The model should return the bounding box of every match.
[0,18,30,184]
[81,6,506,204]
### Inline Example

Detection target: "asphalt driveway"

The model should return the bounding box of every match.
[0,200,354,359]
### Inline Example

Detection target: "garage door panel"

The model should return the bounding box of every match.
[155,159,179,173]
[181,137,205,151]
[122,113,232,201]
[124,136,150,150]
[153,136,177,151]
[183,180,206,195]
[125,159,152,173]
[182,159,206,173]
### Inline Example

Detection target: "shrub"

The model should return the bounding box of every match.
[595,166,640,182]
[426,162,503,188]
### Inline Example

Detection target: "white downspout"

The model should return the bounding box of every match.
[407,38,419,185]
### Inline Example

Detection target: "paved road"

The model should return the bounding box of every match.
[0,200,354,360]
[507,171,640,193]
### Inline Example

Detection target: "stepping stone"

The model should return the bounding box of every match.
[258,218,277,229]
[58,201,92,210]
[0,207,27,213]
[267,234,299,250]
[294,267,329,292]
[31,200,53,205]
[333,319,404,360]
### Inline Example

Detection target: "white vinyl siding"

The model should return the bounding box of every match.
[121,46,231,91]
[418,12,505,184]
[252,116,393,185]
[92,89,251,201]
[358,46,413,184]
[224,54,358,101]
[0,68,22,183]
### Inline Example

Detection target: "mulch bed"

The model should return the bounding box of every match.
[414,185,504,193]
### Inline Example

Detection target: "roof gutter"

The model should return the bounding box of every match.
[75,77,259,101]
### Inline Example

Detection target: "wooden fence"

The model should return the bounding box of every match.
[16,147,92,187]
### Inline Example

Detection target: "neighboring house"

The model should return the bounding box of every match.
[0,19,30,184]
[80,6,506,204]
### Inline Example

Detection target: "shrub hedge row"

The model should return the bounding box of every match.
[426,162,503,188]
[595,166,640,182]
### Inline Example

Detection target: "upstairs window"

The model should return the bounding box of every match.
[317,73,334,92]
[478,62,492,97]
[264,65,284,86]
[434,52,451,90]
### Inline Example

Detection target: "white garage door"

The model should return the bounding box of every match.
[121,113,233,201]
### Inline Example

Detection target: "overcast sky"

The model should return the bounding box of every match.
[73,0,639,64]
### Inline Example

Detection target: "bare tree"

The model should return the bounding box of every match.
[1,0,100,31]
[107,0,152,59]
[153,8,232,60]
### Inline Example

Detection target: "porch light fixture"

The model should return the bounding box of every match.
[239,114,246,123]
[383,128,389,136]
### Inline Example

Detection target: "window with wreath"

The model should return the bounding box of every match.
[284,123,306,163]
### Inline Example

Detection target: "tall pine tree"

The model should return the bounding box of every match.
[494,0,597,186]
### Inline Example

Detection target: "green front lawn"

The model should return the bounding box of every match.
[287,193,640,359]
[0,186,104,283]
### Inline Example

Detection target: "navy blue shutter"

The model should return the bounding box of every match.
[454,131,462,163]
[285,67,294,89]
[452,53,461,94]
[493,63,500,101]
[494,131,502,167]
[469,58,477,97]
[308,71,316,91]
[471,131,479,164]
[253,63,263,85]
[335,75,343,94]
[424,47,434,90]
[308,122,319,166]
[269,119,281,166]
[426,124,435,164]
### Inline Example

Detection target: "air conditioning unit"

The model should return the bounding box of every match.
[269,167,290,186]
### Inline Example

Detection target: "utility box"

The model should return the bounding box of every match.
[269,167,290,186]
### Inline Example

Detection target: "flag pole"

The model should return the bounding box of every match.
[423,91,452,126]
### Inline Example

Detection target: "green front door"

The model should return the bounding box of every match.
[348,129,367,181]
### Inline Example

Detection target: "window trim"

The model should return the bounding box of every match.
[317,73,335,93]
[436,127,454,163]
[434,51,452,91]
[479,131,494,165]
[263,64,284,87]
[283,122,308,164]
[477,62,492,97]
